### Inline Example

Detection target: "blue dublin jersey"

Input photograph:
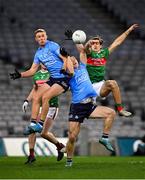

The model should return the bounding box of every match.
[69,62,97,103]
[34,40,65,78]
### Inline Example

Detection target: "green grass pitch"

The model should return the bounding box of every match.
[0,156,145,179]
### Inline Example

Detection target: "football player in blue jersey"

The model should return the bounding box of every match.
[64,46,116,167]
[10,28,74,134]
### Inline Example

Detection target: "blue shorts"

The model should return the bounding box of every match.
[47,77,70,92]
[69,102,97,123]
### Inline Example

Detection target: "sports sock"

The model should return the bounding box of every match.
[66,158,72,162]
[102,133,109,139]
[56,142,64,151]
[115,103,123,112]
[30,148,34,157]
[30,119,37,126]
[38,120,44,126]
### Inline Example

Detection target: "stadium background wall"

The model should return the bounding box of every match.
[0,137,138,156]
[0,137,67,156]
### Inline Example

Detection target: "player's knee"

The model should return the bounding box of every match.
[109,109,116,119]
[105,80,112,90]
[33,95,41,102]
[69,133,76,143]
[42,94,50,103]
[69,136,76,143]
[109,80,118,90]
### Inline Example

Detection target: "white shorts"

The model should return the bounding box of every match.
[92,80,105,97]
[39,107,59,120]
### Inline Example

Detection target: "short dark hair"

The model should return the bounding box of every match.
[90,35,104,45]
[34,28,46,36]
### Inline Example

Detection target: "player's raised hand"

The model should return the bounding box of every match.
[64,29,73,40]
[9,69,21,80]
[129,24,139,31]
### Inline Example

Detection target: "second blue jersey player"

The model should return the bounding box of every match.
[64,47,116,167]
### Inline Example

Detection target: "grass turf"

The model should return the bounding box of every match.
[0,156,145,179]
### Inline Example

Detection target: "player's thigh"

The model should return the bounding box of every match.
[90,105,115,119]
[34,83,50,97]
[93,81,104,96]
[42,84,64,100]
[32,84,50,100]
[100,81,111,97]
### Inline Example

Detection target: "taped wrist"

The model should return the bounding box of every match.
[24,99,29,103]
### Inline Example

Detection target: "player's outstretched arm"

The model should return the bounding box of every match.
[79,48,87,64]
[22,88,34,113]
[75,43,85,53]
[26,88,34,102]
[10,63,39,80]
[76,42,88,64]
[21,63,39,78]
[108,24,139,54]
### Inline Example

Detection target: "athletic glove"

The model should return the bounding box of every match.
[9,69,21,80]
[64,29,73,40]
[60,47,69,57]
[22,100,29,113]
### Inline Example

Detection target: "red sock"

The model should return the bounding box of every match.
[30,148,34,157]
[116,104,123,112]
[56,142,64,151]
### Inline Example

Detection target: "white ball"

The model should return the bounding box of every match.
[72,30,86,44]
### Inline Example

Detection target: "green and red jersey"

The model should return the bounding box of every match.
[33,70,59,107]
[86,48,109,83]
[33,70,50,85]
